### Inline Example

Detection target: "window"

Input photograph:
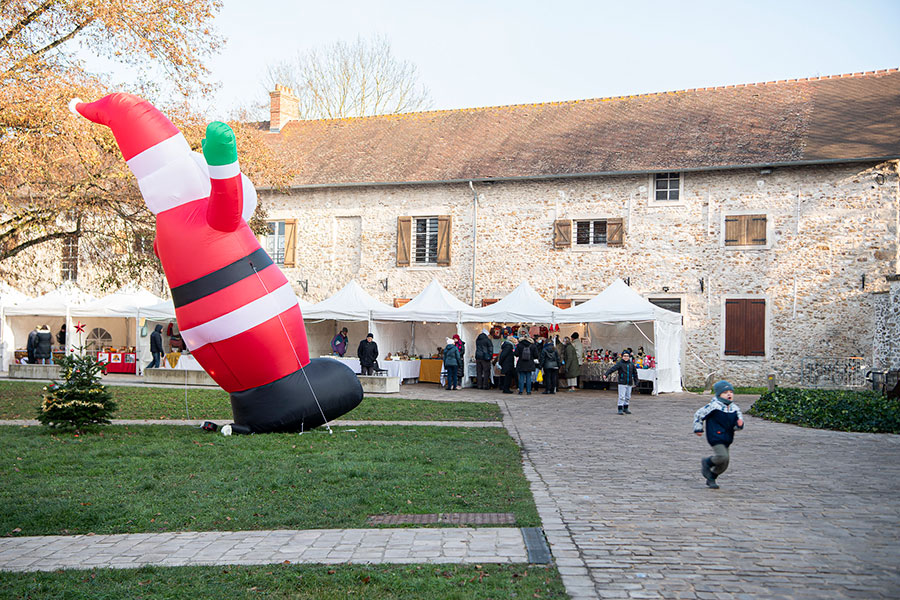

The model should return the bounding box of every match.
[554,218,624,249]
[85,327,112,352]
[576,220,607,246]
[414,217,439,264]
[61,235,78,281]
[653,172,681,202]
[133,231,154,255]
[265,220,297,266]
[649,298,682,313]
[396,216,451,267]
[724,298,766,357]
[724,214,767,247]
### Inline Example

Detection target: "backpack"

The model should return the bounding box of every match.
[521,344,532,362]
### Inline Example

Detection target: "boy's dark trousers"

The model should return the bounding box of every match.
[708,444,730,475]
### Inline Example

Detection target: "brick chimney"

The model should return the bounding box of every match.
[269,84,300,132]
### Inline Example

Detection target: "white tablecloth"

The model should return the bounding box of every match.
[320,356,420,382]
[160,353,205,371]
[637,368,657,394]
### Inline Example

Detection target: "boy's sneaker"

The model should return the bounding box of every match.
[617,407,624,415]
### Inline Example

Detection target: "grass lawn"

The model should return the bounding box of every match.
[0,425,538,537]
[0,381,501,421]
[0,563,567,599]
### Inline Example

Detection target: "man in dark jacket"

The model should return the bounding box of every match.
[148,324,164,369]
[26,327,38,364]
[497,334,515,394]
[474,330,493,390]
[357,333,378,375]
[514,337,537,395]
[539,342,562,394]
[331,327,349,357]
[605,349,639,414]
[34,325,53,364]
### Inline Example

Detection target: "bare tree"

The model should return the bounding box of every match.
[264,35,432,119]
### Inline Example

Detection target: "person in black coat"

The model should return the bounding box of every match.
[514,337,537,395]
[56,324,66,350]
[357,332,378,376]
[496,334,515,394]
[34,325,53,364]
[25,327,38,364]
[539,341,562,394]
[148,324,164,369]
[474,330,493,390]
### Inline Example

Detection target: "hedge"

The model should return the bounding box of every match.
[749,388,900,434]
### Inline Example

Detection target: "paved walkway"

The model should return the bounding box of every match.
[0,528,528,571]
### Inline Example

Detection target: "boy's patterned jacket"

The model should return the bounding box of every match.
[693,398,744,447]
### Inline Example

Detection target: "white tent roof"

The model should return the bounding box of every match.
[0,283,29,307]
[303,280,391,321]
[461,281,556,323]
[372,279,470,322]
[70,286,165,317]
[553,279,681,324]
[4,284,95,316]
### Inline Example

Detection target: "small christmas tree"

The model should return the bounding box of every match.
[37,350,117,429]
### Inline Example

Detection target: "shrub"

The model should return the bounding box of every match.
[37,351,117,429]
[749,387,900,433]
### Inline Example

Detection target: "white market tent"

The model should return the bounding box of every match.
[301,281,393,357]
[371,280,475,367]
[0,284,31,370]
[461,281,556,324]
[3,284,96,369]
[553,279,684,393]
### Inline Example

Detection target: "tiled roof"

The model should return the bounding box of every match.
[263,69,900,187]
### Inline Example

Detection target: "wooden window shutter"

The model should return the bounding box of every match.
[283,219,297,267]
[481,298,499,307]
[748,215,767,245]
[724,216,741,246]
[553,220,572,249]
[606,218,624,247]
[393,298,411,308]
[553,299,573,309]
[396,217,411,267]
[436,215,451,266]
[725,298,766,356]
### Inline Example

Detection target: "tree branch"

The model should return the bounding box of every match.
[0,0,60,50]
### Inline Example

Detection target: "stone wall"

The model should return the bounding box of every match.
[873,275,900,370]
[261,160,900,387]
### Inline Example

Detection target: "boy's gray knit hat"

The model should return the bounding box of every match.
[713,380,734,396]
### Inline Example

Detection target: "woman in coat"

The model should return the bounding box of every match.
[514,336,537,395]
[443,337,461,390]
[35,325,53,364]
[497,335,515,394]
[539,341,562,394]
[562,337,580,391]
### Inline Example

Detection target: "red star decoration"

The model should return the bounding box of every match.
[75,322,85,333]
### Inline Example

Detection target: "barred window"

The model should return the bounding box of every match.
[265,221,286,264]
[61,235,78,282]
[575,220,607,246]
[414,217,439,264]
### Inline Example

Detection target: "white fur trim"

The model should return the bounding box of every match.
[180,282,297,350]
[68,98,83,116]
[208,162,240,180]
[241,173,258,221]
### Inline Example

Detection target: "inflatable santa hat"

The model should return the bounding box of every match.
[72,93,362,433]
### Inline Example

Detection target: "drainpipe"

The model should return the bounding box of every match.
[469,181,478,306]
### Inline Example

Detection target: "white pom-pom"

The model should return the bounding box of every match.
[221,424,232,436]
[68,98,83,116]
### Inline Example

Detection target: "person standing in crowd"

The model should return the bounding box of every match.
[331,327,349,357]
[539,338,561,394]
[532,336,545,390]
[475,329,493,390]
[24,326,38,364]
[606,349,639,414]
[148,324,164,369]
[357,333,378,376]
[571,332,584,387]
[497,331,515,394]
[443,337,461,391]
[56,324,66,350]
[562,336,580,391]
[34,325,53,364]
[515,335,536,395]
[452,334,465,388]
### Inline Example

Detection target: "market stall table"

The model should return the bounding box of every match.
[160,352,205,371]
[320,356,421,383]
[97,351,136,374]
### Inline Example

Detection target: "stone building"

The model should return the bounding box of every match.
[260,70,900,387]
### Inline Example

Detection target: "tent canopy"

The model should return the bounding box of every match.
[4,284,95,316]
[0,284,30,307]
[372,280,470,322]
[462,281,556,323]
[303,280,391,321]
[553,279,681,324]
[70,286,165,317]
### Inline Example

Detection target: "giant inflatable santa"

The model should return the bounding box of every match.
[71,93,362,433]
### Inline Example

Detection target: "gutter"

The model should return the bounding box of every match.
[257,155,900,192]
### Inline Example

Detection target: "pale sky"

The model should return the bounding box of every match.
[103,0,900,119]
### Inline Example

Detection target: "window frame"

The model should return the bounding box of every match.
[573,218,608,248]
[720,295,769,361]
[265,220,286,265]
[721,211,773,250]
[61,235,78,282]
[647,172,686,207]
